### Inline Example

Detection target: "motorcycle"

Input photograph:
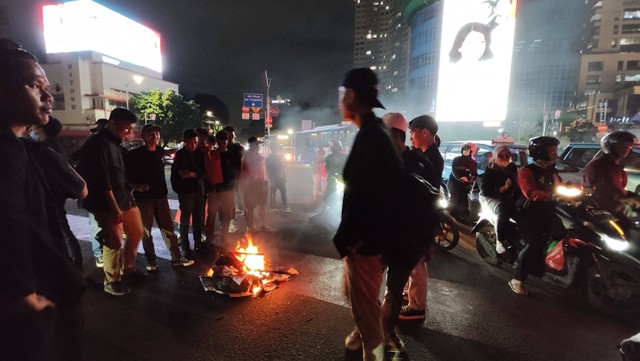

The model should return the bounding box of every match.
[434,188,459,252]
[473,185,640,317]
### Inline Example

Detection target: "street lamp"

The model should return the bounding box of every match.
[125,75,144,110]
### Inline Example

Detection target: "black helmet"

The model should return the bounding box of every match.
[601,131,636,158]
[529,136,559,161]
[461,142,473,154]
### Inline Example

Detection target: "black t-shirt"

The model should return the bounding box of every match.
[77,129,134,212]
[215,151,239,192]
[124,146,168,199]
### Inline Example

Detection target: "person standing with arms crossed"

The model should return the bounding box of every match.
[125,123,194,271]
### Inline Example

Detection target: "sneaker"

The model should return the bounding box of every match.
[283,207,293,213]
[104,282,130,296]
[95,255,103,268]
[121,270,148,283]
[260,225,274,232]
[271,208,278,213]
[344,329,362,351]
[146,261,158,272]
[508,279,528,296]
[398,305,426,320]
[171,257,195,268]
[496,240,507,255]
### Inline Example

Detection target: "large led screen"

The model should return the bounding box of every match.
[43,0,162,73]
[435,0,517,122]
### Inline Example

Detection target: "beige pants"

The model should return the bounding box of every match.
[92,207,143,283]
[344,253,385,358]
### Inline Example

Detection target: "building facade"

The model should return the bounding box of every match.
[41,51,178,130]
[578,0,640,126]
[406,0,441,115]
[353,0,410,107]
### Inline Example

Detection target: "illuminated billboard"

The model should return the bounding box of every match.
[435,0,517,122]
[43,0,162,73]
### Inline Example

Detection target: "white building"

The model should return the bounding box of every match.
[42,51,178,130]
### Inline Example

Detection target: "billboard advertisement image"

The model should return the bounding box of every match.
[435,0,517,122]
[42,0,163,73]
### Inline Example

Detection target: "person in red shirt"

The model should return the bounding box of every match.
[583,131,640,223]
[509,136,565,296]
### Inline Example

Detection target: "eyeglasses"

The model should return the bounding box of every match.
[498,153,511,159]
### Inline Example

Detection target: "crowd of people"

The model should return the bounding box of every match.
[332,67,640,361]
[0,37,295,360]
[2,36,637,361]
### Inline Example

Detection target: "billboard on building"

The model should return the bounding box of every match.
[435,0,517,122]
[42,0,162,73]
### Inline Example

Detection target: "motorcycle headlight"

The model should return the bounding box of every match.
[602,234,629,252]
[438,197,448,209]
[336,180,345,192]
[556,185,582,198]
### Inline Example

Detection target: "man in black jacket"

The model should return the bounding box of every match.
[334,68,405,361]
[381,112,437,351]
[399,114,443,321]
[78,108,144,296]
[0,38,85,361]
[171,129,207,255]
[125,124,194,271]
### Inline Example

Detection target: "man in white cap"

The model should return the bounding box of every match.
[381,112,437,352]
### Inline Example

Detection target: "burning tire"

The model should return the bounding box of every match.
[434,214,459,252]
[587,265,640,317]
[476,225,500,266]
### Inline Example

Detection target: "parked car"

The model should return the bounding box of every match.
[560,143,640,192]
[163,148,178,165]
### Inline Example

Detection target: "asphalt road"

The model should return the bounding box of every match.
[65,164,638,361]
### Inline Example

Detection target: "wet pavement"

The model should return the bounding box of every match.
[66,164,637,361]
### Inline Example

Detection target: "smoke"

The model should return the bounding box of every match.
[276,105,343,131]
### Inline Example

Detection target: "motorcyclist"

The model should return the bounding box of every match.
[448,143,478,220]
[509,136,566,296]
[476,145,518,254]
[583,131,640,226]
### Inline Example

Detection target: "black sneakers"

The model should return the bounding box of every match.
[398,305,426,320]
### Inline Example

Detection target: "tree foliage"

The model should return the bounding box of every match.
[132,89,201,145]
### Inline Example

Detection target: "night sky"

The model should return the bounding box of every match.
[2,0,356,126]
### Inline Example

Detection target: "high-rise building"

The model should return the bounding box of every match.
[353,0,410,106]
[578,0,640,125]
[506,0,585,137]
[406,1,442,115]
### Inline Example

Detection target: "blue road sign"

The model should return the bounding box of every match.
[243,93,263,108]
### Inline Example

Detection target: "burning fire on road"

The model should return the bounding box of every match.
[199,234,299,297]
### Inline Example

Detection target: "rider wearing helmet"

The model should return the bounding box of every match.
[448,142,478,220]
[583,131,640,222]
[509,136,566,296]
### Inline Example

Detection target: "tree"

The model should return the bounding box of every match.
[132,89,201,146]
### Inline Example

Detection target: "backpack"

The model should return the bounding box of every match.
[402,172,440,242]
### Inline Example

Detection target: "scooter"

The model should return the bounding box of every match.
[434,188,459,252]
[473,185,640,317]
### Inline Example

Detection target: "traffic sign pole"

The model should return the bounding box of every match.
[264,70,271,143]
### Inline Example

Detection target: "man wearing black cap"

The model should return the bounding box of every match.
[399,115,443,321]
[334,68,405,361]
[77,108,144,296]
[125,124,194,272]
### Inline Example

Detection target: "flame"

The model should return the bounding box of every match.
[234,234,266,276]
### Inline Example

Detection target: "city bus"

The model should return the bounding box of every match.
[293,123,357,164]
